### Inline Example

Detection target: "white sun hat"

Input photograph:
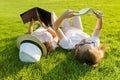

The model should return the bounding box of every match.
[16,34,47,63]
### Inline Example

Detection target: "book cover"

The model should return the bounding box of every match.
[20,7,52,26]
[76,8,103,17]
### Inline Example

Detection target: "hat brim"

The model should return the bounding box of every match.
[16,34,47,55]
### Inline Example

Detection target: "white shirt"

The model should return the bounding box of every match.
[59,30,100,49]
[31,27,53,43]
[31,27,57,50]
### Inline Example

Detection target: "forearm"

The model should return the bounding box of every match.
[47,28,57,38]
[53,36,59,43]
[95,18,102,30]
[53,16,64,31]
[54,9,77,31]
[39,19,47,29]
[92,18,102,37]
[28,24,33,34]
[53,10,77,40]
[28,19,35,34]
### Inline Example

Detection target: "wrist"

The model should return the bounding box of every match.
[97,18,102,21]
[96,15,102,19]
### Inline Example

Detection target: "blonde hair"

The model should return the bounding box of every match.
[74,44,106,67]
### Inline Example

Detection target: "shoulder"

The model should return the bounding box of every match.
[59,37,74,49]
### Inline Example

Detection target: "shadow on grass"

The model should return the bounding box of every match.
[0,36,93,80]
[42,48,92,80]
[0,36,31,79]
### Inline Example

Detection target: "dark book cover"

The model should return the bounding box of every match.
[20,7,52,26]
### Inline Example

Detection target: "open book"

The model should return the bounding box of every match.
[20,7,52,26]
[76,8,103,17]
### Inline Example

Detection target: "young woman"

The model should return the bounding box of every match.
[53,10,106,67]
[29,12,58,53]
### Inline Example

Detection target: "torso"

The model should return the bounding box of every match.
[31,27,53,43]
[59,30,99,49]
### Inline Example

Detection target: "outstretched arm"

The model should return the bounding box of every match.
[53,10,78,40]
[92,11,103,37]
[38,19,47,29]
[28,19,34,34]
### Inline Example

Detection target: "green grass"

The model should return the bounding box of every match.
[0,0,120,80]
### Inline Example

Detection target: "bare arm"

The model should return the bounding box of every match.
[38,19,47,29]
[92,11,103,37]
[53,10,78,40]
[47,27,57,38]
[53,36,59,43]
[47,27,60,43]
[95,13,102,30]
[28,19,34,34]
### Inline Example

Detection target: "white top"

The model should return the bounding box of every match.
[31,27,57,50]
[59,30,100,49]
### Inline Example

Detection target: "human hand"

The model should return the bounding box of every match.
[93,10,103,19]
[61,9,78,19]
[30,18,35,26]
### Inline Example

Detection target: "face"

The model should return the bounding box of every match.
[74,39,105,67]
[75,39,96,53]
[74,41,99,67]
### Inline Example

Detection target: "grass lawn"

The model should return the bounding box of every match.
[0,0,120,80]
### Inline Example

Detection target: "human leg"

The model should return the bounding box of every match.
[56,28,66,40]
[51,12,57,25]
[72,16,83,31]
[61,18,71,33]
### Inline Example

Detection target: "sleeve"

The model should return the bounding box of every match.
[59,37,74,49]
[91,36,100,48]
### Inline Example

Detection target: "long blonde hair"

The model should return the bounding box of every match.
[74,44,107,67]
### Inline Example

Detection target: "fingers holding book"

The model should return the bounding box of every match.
[61,9,78,19]
[93,10,103,18]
